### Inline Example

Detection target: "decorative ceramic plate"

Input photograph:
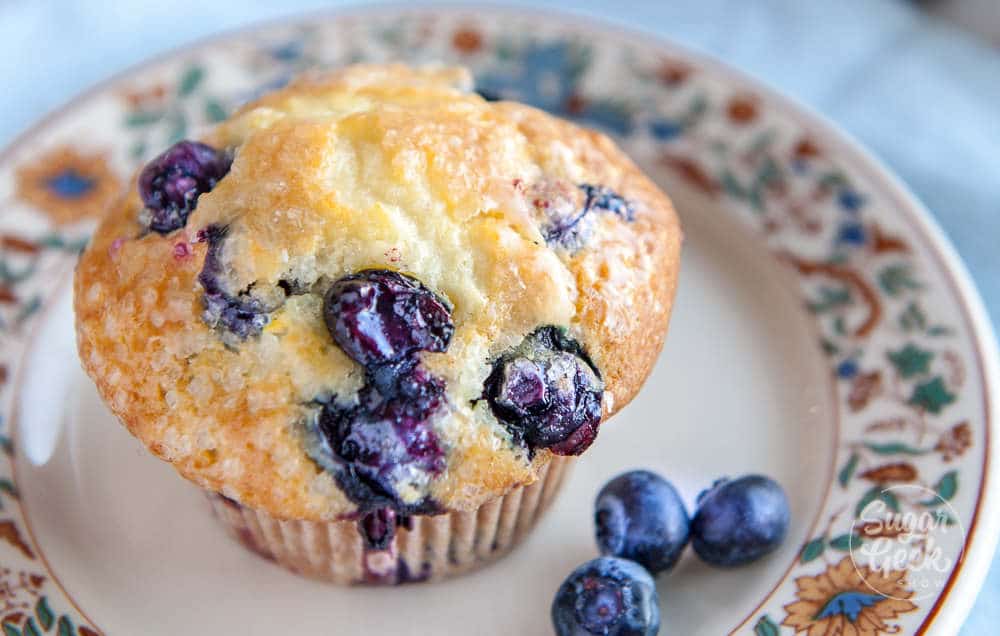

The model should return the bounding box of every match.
[0,6,997,635]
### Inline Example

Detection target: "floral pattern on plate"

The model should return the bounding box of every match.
[0,8,992,634]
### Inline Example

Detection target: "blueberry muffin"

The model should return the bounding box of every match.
[74,64,681,583]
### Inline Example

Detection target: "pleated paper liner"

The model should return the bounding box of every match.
[207,455,574,584]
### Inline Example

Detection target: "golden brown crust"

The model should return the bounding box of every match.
[74,64,681,520]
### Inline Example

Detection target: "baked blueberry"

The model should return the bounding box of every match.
[691,475,790,567]
[197,225,272,338]
[323,269,454,368]
[485,326,603,456]
[579,184,635,222]
[313,363,446,514]
[543,183,635,248]
[358,508,397,550]
[138,140,231,234]
[595,470,690,575]
[552,556,660,636]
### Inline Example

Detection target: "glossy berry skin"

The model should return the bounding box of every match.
[485,326,603,456]
[595,470,690,575]
[316,363,446,514]
[138,140,231,234]
[691,475,790,567]
[552,557,660,636]
[323,270,454,368]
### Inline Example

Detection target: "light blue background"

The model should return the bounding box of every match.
[2,1,997,632]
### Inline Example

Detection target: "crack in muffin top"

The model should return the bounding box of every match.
[74,64,681,520]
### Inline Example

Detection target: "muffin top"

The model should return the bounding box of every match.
[74,64,681,521]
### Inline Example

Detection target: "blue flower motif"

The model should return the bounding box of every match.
[815,591,883,622]
[838,189,864,212]
[46,170,95,199]
[649,119,683,141]
[837,222,867,246]
[837,360,859,379]
[477,41,633,135]
[270,41,304,62]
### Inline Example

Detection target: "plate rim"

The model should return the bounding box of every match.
[1,3,997,634]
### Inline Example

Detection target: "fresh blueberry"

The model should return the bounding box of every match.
[138,140,231,234]
[323,270,454,368]
[691,475,790,567]
[595,470,690,575]
[311,362,446,514]
[485,326,603,456]
[552,556,660,636]
[197,225,273,338]
[543,183,635,249]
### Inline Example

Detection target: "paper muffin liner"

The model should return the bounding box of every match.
[205,455,574,585]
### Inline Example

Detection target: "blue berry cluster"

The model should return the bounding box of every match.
[552,470,789,634]
[312,270,455,516]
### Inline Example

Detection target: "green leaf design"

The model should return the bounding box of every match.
[124,111,164,127]
[0,479,19,500]
[178,65,205,97]
[832,315,847,336]
[856,487,880,517]
[937,470,958,500]
[35,598,53,631]
[808,286,852,313]
[882,490,900,512]
[204,99,228,123]
[0,260,37,285]
[923,471,959,506]
[888,343,934,378]
[829,533,861,551]
[0,435,11,457]
[821,338,839,356]
[129,140,147,161]
[933,509,958,525]
[878,264,922,297]
[928,325,954,337]
[56,616,74,636]
[800,537,825,563]
[719,170,746,200]
[838,453,860,488]
[754,614,780,636]
[898,301,927,332]
[864,442,929,455]
[15,296,42,325]
[909,377,956,414]
[681,95,708,127]
[165,111,188,146]
[21,619,40,636]
[856,486,901,517]
[818,172,849,190]
[2,624,21,636]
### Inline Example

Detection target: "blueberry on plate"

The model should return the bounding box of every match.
[595,470,690,575]
[690,474,790,567]
[552,556,660,636]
